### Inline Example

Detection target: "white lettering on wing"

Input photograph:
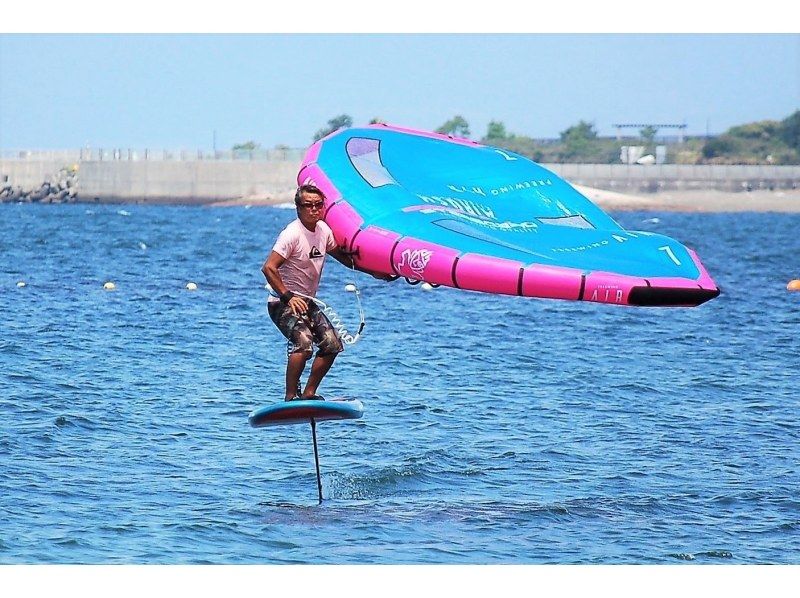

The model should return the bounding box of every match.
[443,178,554,199]
[552,239,610,253]
[490,178,553,195]
[447,184,487,197]
[589,286,624,304]
[417,194,495,219]
[396,248,433,278]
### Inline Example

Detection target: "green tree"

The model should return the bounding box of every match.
[313,114,353,141]
[232,141,260,151]
[702,136,738,159]
[639,126,658,145]
[559,120,597,142]
[485,120,509,141]
[559,120,598,160]
[728,120,780,140]
[369,117,385,124]
[436,115,470,138]
[779,110,800,150]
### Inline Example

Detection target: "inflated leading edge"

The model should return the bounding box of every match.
[298,124,720,307]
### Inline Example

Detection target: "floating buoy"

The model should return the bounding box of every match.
[186,282,198,291]
[16,281,26,288]
[788,279,800,292]
[344,284,357,293]
[103,282,116,290]
[420,282,434,291]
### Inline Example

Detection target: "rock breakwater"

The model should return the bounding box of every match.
[1,165,79,203]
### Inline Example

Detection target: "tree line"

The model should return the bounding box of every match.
[470,111,800,165]
[233,110,800,165]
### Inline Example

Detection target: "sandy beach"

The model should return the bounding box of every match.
[209,186,800,213]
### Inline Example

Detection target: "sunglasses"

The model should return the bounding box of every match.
[298,201,324,210]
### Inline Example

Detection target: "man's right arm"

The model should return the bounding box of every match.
[262,251,308,315]
[328,246,394,280]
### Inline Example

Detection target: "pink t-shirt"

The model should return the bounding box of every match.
[270,219,337,300]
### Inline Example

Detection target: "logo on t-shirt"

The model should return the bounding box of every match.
[309,246,323,259]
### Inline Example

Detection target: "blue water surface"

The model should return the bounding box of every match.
[1,203,799,564]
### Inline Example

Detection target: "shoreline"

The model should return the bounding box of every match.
[3,187,798,213]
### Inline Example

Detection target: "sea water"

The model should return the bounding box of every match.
[1,203,799,564]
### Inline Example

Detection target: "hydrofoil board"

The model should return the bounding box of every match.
[248,398,364,428]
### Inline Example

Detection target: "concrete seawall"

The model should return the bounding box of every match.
[1,157,300,204]
[554,164,800,193]
[78,160,299,204]
[2,156,800,204]
[2,159,75,189]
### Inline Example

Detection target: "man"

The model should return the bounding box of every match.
[262,184,356,401]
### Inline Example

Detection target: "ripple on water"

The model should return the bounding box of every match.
[2,206,800,563]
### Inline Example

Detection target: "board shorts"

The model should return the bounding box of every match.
[268,299,344,358]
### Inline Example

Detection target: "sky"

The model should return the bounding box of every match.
[1,31,798,151]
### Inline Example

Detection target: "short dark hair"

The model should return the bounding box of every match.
[295,184,325,205]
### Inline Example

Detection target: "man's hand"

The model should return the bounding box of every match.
[329,246,393,281]
[330,246,358,269]
[286,295,308,316]
[370,271,395,281]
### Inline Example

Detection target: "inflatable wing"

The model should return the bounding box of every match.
[298,124,720,307]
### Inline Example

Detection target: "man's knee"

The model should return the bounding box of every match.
[288,347,313,360]
[316,329,344,357]
[288,328,314,357]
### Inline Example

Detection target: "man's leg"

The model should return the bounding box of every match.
[268,301,315,401]
[285,351,311,400]
[302,306,344,399]
[301,353,336,398]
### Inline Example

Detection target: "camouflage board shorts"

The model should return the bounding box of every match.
[268,299,344,357]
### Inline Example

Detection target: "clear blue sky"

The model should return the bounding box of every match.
[1,33,798,150]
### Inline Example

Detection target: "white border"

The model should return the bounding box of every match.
[3,1,798,33]
[4,564,800,598]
